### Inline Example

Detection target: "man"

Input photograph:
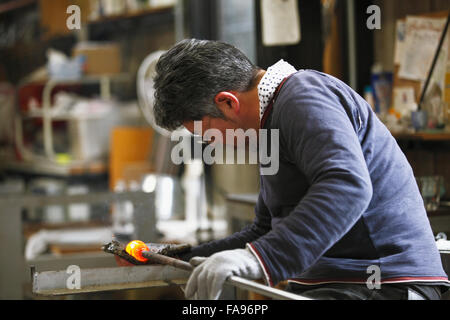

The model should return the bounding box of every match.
[153,39,449,300]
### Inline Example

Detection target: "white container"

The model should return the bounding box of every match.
[67,185,90,222]
[68,99,121,161]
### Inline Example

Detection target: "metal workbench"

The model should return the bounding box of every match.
[0,190,156,299]
[30,263,309,300]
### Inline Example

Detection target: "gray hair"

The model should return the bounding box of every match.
[153,39,260,131]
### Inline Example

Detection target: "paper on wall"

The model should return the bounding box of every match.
[261,0,301,47]
[394,20,406,66]
[393,87,417,117]
[398,16,447,81]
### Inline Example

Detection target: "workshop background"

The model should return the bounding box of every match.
[0,0,449,300]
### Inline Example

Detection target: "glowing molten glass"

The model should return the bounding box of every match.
[125,240,149,262]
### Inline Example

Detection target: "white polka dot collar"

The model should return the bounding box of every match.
[257,59,297,121]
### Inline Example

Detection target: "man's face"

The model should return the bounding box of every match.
[183,116,243,147]
[183,80,262,147]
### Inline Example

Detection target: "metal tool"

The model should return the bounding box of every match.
[134,244,309,300]
[31,264,191,296]
[141,250,193,271]
[32,240,310,300]
[145,251,309,300]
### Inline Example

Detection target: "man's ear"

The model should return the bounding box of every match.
[214,92,240,115]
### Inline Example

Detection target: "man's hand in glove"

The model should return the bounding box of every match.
[185,248,263,300]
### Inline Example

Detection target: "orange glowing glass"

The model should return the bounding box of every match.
[125,240,149,262]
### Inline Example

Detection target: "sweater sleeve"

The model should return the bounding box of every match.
[179,193,272,261]
[249,74,373,286]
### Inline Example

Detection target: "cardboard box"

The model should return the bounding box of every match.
[73,42,122,75]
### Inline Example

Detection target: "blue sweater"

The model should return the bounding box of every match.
[189,70,449,288]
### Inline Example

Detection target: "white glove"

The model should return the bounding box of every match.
[185,248,263,300]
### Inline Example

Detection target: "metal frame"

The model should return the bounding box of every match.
[31,264,190,296]
[31,264,310,300]
[0,190,156,299]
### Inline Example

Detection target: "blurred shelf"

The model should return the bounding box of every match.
[21,112,93,121]
[392,131,450,141]
[23,221,110,239]
[15,74,129,170]
[19,73,131,87]
[427,205,450,218]
[0,0,36,15]
[25,251,117,272]
[1,159,107,177]
[88,5,174,24]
